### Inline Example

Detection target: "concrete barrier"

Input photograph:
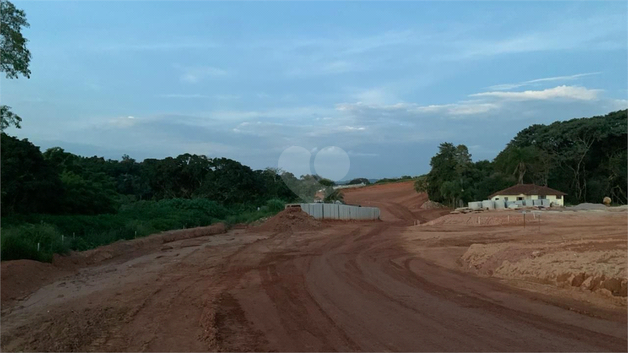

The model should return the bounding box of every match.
[482,200,494,210]
[469,201,482,210]
[298,203,380,220]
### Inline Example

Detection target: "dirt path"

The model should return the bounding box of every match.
[2,181,626,351]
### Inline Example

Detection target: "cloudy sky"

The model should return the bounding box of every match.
[2,1,627,180]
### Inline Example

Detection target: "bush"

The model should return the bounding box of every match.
[266,199,285,212]
[1,198,286,262]
[1,223,69,262]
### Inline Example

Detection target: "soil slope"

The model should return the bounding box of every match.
[1,181,626,352]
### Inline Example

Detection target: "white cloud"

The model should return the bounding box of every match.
[107,115,138,128]
[351,88,399,105]
[348,151,380,157]
[447,103,499,115]
[341,126,366,131]
[337,101,500,117]
[175,65,227,83]
[160,94,211,99]
[610,99,628,110]
[471,85,601,101]
[99,41,218,52]
[286,60,364,77]
[462,15,624,58]
[213,94,240,100]
[487,72,601,91]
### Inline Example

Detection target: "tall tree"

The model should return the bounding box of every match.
[1,0,31,130]
[1,133,62,214]
[426,143,472,206]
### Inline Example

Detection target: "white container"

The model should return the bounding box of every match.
[469,201,482,210]
[482,200,494,210]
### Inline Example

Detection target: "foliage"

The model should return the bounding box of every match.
[1,198,287,262]
[1,134,63,214]
[413,175,428,193]
[1,134,309,261]
[423,110,628,206]
[495,110,627,204]
[1,1,30,130]
[0,105,21,130]
[348,178,370,185]
[1,224,69,262]
[323,189,344,203]
[374,175,416,185]
[425,143,472,206]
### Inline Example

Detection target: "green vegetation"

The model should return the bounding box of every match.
[374,175,417,185]
[1,0,31,130]
[1,196,290,262]
[323,190,345,203]
[422,110,628,207]
[1,132,327,262]
[347,178,371,185]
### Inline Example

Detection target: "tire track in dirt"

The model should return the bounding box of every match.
[1,182,626,351]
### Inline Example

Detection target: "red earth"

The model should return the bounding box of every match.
[1,181,626,351]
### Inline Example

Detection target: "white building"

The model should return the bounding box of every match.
[489,184,566,206]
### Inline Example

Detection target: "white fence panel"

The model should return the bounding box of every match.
[295,203,380,220]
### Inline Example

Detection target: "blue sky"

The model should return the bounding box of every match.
[3,1,627,179]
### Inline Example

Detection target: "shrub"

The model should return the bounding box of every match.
[266,199,285,212]
[1,198,286,262]
[1,223,69,262]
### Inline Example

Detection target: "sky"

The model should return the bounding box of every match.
[2,1,627,180]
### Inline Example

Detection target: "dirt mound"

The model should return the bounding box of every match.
[461,241,628,297]
[1,260,70,305]
[569,203,608,211]
[420,200,446,209]
[54,223,227,267]
[254,208,322,233]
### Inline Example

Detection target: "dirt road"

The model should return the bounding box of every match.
[2,182,626,351]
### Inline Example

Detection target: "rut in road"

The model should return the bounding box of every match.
[1,182,626,352]
[207,217,626,352]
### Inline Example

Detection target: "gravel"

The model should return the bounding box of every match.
[568,203,608,211]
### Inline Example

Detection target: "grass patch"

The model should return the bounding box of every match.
[1,198,286,262]
[373,176,418,185]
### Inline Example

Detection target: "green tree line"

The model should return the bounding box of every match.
[1,133,329,261]
[417,110,627,207]
[1,134,309,216]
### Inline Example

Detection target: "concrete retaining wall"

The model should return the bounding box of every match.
[298,203,380,220]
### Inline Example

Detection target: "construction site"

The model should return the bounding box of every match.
[1,181,627,352]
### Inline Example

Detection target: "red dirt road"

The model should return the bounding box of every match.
[1,181,626,351]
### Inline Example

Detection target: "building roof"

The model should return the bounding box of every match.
[488,184,567,198]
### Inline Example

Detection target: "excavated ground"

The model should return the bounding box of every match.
[1,181,626,352]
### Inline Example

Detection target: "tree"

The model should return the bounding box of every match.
[1,0,31,130]
[0,105,21,130]
[348,178,370,185]
[1,133,62,214]
[490,110,627,204]
[318,178,335,187]
[413,175,428,193]
[324,189,344,203]
[494,146,542,184]
[426,143,472,206]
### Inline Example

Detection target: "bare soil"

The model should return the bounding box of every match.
[1,181,626,352]
[251,207,324,233]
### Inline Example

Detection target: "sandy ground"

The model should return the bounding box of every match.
[1,181,626,352]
